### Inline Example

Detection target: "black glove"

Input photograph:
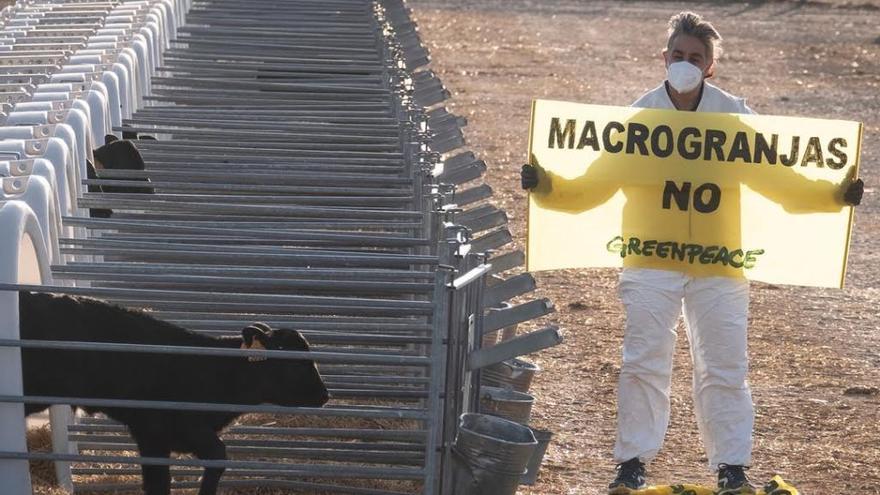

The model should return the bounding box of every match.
[844,178,864,206]
[521,164,539,190]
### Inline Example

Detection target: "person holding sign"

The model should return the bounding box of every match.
[520,11,864,495]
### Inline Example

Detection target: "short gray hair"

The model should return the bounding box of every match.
[667,12,723,61]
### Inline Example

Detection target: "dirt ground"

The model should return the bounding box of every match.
[408,1,880,493]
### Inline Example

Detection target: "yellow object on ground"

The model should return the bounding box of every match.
[624,475,798,495]
[627,483,716,495]
[526,100,862,288]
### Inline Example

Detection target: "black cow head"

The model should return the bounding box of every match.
[240,323,329,408]
[92,139,154,194]
[94,139,145,171]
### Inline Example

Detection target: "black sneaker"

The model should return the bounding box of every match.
[717,464,756,495]
[608,457,647,494]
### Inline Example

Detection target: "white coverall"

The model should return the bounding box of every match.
[613,82,755,468]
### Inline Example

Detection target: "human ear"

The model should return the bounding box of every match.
[704,60,716,79]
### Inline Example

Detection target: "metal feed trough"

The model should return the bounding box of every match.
[0,0,561,493]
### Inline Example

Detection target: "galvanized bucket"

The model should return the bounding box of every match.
[481,357,540,393]
[451,413,538,495]
[484,301,516,346]
[521,427,553,485]
[479,385,534,425]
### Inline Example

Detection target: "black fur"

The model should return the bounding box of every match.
[87,139,155,219]
[93,140,154,194]
[19,291,329,495]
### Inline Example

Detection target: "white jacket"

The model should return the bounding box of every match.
[632,81,754,115]
[613,80,755,469]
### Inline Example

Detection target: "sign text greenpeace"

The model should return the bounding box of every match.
[526,100,861,288]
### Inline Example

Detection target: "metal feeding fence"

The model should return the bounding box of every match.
[0,0,561,493]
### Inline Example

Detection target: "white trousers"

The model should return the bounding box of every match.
[613,268,753,468]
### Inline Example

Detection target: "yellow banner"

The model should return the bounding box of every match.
[526,100,861,288]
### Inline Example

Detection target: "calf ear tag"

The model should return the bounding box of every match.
[240,340,268,362]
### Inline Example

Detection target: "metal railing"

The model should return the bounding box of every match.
[0,0,561,493]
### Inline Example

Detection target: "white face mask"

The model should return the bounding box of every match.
[666,61,704,93]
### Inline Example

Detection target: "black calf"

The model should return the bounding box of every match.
[88,137,154,218]
[19,291,329,495]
